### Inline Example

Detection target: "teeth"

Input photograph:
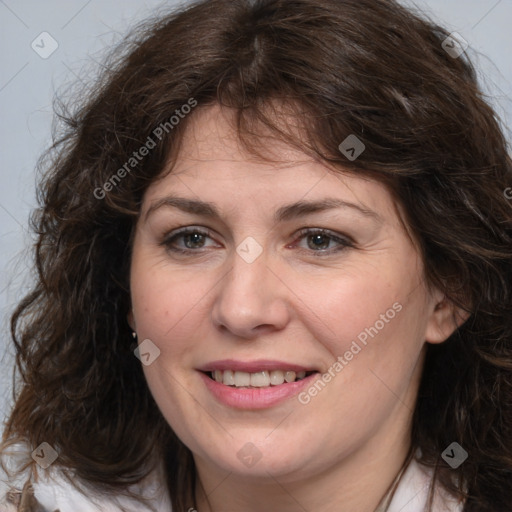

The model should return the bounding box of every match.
[223,370,235,386]
[269,370,285,385]
[284,371,296,383]
[250,371,270,387]
[234,371,251,387]
[210,369,311,387]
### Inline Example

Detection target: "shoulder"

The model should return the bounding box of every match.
[387,457,465,512]
[0,441,172,512]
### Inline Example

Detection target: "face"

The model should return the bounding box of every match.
[128,104,455,485]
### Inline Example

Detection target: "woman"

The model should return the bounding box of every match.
[1,0,511,510]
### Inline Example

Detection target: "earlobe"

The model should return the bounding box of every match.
[425,297,471,344]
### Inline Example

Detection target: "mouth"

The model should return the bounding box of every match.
[197,360,322,409]
[203,369,317,388]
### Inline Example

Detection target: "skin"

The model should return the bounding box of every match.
[128,104,467,512]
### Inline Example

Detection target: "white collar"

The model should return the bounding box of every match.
[377,458,465,512]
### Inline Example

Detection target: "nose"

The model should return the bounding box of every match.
[211,246,291,339]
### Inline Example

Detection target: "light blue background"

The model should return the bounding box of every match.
[1,0,511,425]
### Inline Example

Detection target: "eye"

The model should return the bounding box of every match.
[292,228,354,256]
[160,227,354,257]
[160,227,217,254]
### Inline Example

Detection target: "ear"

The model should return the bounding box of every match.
[424,292,471,344]
[127,309,136,332]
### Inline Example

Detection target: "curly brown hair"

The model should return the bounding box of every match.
[1,0,512,510]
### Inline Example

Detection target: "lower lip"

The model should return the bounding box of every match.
[199,371,319,409]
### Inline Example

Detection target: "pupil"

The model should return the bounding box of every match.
[186,233,204,248]
[310,234,329,250]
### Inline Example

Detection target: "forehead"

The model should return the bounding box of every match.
[175,103,308,164]
[143,104,408,236]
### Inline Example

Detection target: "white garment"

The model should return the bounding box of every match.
[380,456,464,512]
[1,442,464,511]
[0,442,171,512]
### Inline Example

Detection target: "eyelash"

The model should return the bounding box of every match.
[160,227,354,257]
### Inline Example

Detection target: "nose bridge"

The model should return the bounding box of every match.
[211,239,289,336]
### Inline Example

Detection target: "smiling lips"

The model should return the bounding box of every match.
[197,359,321,409]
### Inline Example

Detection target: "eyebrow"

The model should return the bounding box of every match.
[144,195,382,224]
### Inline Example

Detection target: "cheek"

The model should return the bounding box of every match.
[129,251,214,360]
[297,255,426,384]
[129,260,208,419]
[297,268,402,356]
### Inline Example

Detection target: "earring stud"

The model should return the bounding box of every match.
[132,331,137,338]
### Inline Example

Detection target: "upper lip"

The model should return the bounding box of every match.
[197,359,319,373]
